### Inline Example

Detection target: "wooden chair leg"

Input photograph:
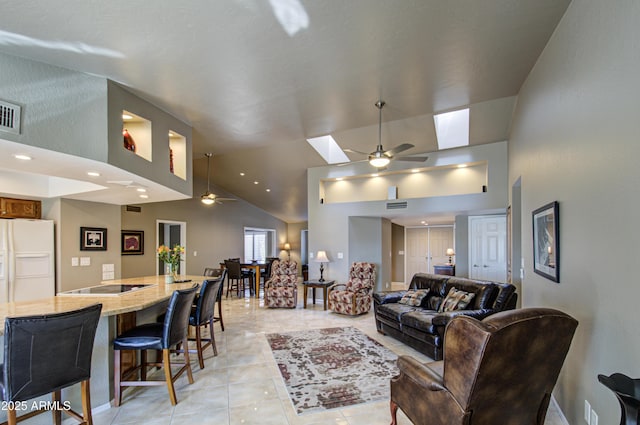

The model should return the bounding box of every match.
[53,389,62,424]
[209,318,217,356]
[7,407,16,425]
[140,350,147,381]
[114,349,122,407]
[217,299,224,331]
[81,379,93,425]
[195,324,205,369]
[162,349,178,406]
[390,399,399,425]
[183,337,194,384]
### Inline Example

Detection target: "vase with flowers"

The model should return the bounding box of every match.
[157,244,184,283]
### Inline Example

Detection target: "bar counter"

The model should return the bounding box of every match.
[0,275,202,330]
[0,275,207,420]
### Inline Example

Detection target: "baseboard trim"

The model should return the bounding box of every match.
[550,395,570,425]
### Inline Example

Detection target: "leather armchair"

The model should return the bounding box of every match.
[264,260,298,308]
[390,307,578,425]
[328,261,376,315]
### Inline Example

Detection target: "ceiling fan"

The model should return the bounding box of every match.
[343,101,429,168]
[200,153,237,205]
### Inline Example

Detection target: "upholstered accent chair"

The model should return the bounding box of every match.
[328,262,376,315]
[390,308,578,425]
[264,260,298,308]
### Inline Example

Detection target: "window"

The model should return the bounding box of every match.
[244,227,276,263]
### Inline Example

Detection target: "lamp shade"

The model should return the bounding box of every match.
[315,250,329,263]
[446,248,455,256]
[284,242,291,251]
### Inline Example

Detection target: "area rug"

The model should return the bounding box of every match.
[266,326,399,415]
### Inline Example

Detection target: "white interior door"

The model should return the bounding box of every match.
[406,228,428,284]
[469,215,507,282]
[429,227,454,269]
[405,226,454,284]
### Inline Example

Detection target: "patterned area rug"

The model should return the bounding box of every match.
[266,326,399,414]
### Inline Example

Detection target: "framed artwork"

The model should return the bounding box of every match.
[121,230,144,255]
[80,227,107,251]
[532,201,559,282]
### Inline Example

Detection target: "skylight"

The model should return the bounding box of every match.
[307,135,350,164]
[434,108,470,150]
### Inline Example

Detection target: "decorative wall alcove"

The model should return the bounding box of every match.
[122,110,152,162]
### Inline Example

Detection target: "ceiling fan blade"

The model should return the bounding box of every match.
[343,148,369,156]
[384,143,415,156]
[336,159,368,167]
[215,197,237,202]
[395,155,429,162]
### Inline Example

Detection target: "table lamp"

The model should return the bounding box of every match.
[315,250,329,281]
[446,248,455,265]
[284,242,291,260]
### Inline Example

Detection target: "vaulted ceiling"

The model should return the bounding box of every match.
[0,0,571,222]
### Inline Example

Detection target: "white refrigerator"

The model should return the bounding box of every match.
[0,218,55,303]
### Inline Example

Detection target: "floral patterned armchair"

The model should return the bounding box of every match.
[328,262,376,315]
[264,260,298,308]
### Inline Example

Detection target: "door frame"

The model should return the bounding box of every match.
[155,219,187,275]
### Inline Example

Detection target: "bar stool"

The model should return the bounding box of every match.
[187,278,223,368]
[0,303,102,425]
[113,286,197,406]
[204,267,227,331]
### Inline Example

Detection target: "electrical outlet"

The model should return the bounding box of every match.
[584,400,591,424]
[590,409,598,425]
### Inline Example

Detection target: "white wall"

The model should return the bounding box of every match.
[508,1,640,423]
[308,141,509,285]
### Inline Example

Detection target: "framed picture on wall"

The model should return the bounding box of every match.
[532,201,559,282]
[121,230,144,255]
[80,227,107,251]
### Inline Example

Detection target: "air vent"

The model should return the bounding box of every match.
[0,100,21,135]
[125,205,142,213]
[386,201,408,210]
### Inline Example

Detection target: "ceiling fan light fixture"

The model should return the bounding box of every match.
[369,156,390,168]
[201,196,215,205]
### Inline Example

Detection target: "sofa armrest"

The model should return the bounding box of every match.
[373,290,406,305]
[431,309,494,327]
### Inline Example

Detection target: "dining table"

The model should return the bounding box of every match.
[240,262,265,296]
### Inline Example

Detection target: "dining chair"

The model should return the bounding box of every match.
[0,303,102,425]
[113,286,198,406]
[224,259,252,297]
[204,267,227,331]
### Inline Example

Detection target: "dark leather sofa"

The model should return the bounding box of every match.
[374,273,517,360]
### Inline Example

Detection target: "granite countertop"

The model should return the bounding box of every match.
[0,275,205,333]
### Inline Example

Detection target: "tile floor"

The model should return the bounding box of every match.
[90,284,567,425]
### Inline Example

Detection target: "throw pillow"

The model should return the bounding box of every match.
[439,288,475,312]
[398,289,429,306]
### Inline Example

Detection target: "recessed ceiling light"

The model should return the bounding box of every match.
[266,189,271,192]
[457,164,468,168]
[122,114,133,120]
[14,154,32,160]
[136,188,147,192]
[139,194,149,199]
[240,172,245,176]
[371,173,379,177]
[168,131,173,137]
[254,181,259,185]
[411,169,420,173]
[87,171,100,177]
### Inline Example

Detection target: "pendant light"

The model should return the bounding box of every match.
[201,153,215,205]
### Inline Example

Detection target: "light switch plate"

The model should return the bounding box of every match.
[80,257,90,266]
[337,252,343,259]
[71,257,79,267]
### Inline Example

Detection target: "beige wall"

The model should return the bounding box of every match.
[508,1,640,423]
[45,199,122,292]
[121,180,287,278]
